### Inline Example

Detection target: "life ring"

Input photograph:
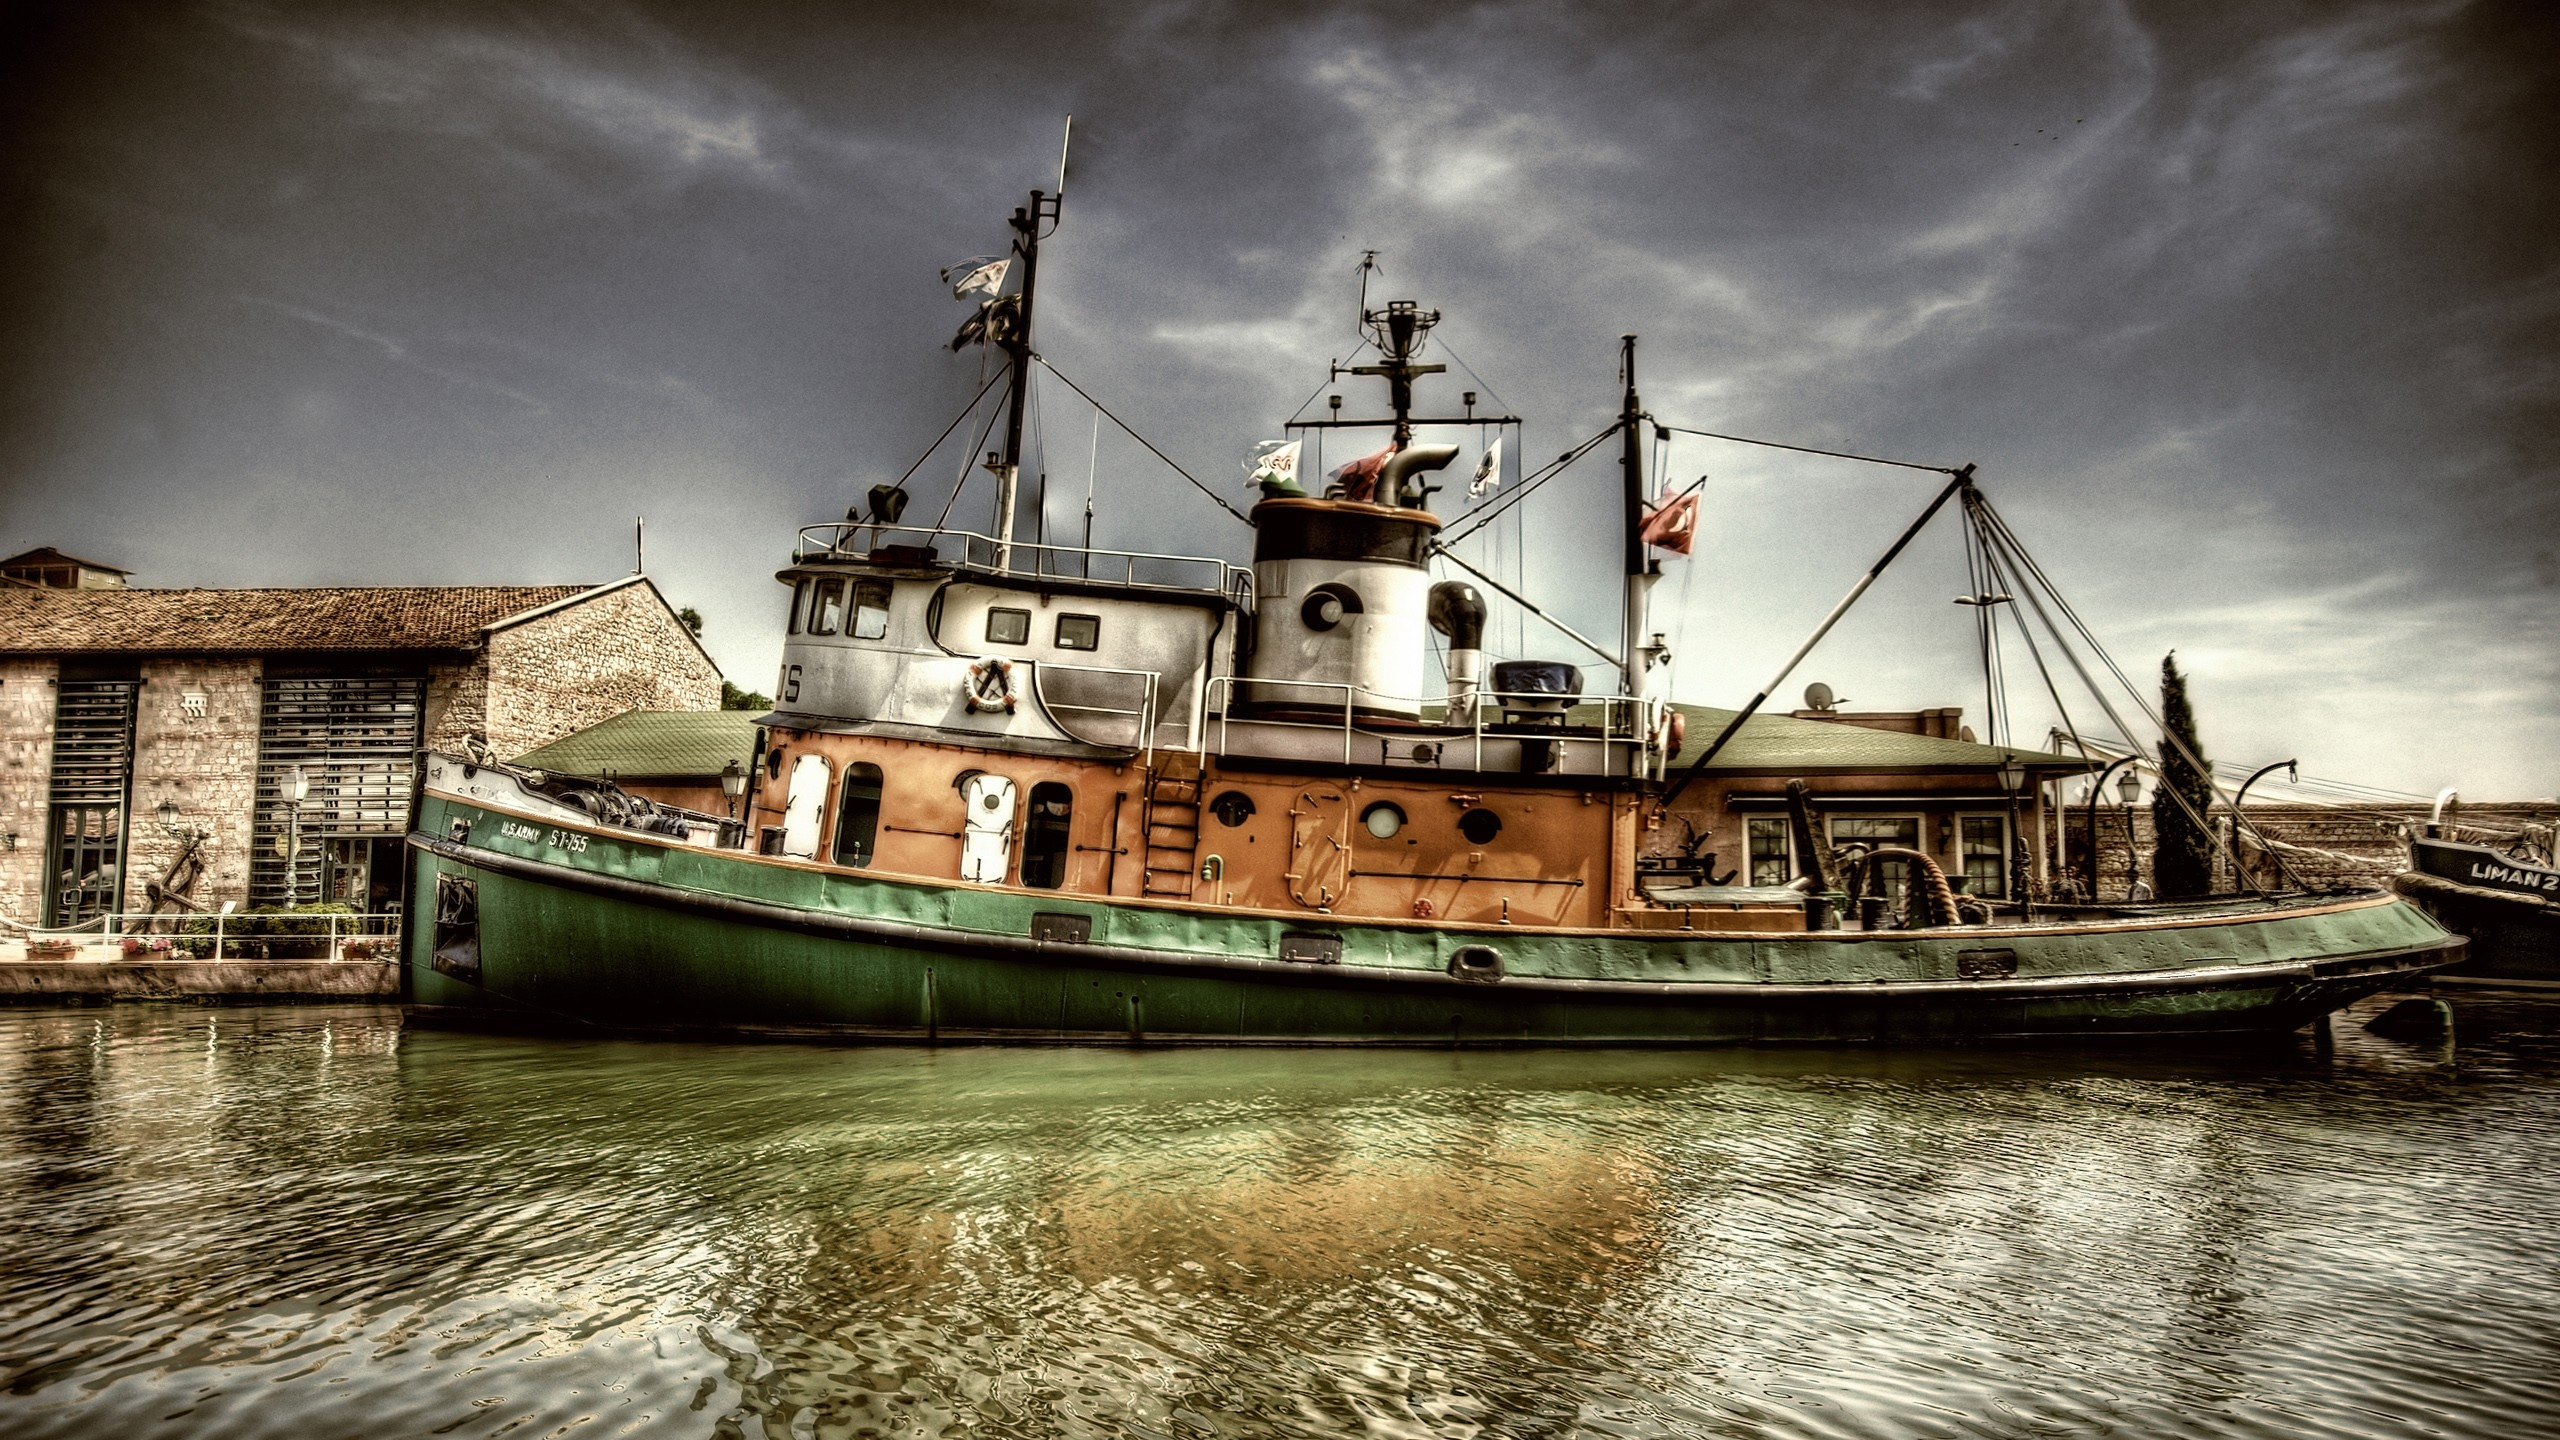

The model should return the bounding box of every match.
[963,656,1017,714]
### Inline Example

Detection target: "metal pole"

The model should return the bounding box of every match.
[996,190,1050,571]
[1618,335,1646,701]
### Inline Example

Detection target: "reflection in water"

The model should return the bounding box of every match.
[0,998,2554,1437]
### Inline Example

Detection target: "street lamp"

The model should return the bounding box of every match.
[720,759,747,817]
[2082,755,2141,900]
[2230,758,2298,895]
[155,799,181,833]
[2115,763,2145,900]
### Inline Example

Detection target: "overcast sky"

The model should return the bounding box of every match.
[2,0,2552,798]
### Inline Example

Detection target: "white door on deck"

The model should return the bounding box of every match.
[782,754,831,859]
[960,773,1017,883]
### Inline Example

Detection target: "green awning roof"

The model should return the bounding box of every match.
[510,709,758,779]
[1665,704,2095,774]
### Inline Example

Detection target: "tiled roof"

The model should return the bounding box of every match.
[1,546,130,574]
[510,708,758,777]
[0,584,592,654]
[1668,704,2095,773]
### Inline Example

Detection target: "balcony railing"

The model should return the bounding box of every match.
[15,911,402,963]
[795,523,1253,605]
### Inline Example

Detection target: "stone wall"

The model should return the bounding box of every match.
[0,660,60,931]
[484,581,721,759]
[421,658,490,752]
[124,658,264,915]
[2056,801,2556,898]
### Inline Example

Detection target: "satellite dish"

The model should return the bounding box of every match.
[1803,682,1837,712]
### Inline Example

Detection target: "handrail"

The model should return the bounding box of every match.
[795,522,1252,603]
[1028,660,1167,763]
[18,910,403,964]
[1202,676,1668,778]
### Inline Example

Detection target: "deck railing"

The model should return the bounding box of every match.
[15,911,403,963]
[795,522,1253,605]
[1029,661,1170,762]
[1202,676,1668,777]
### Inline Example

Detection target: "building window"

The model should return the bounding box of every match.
[252,676,423,908]
[834,763,884,868]
[810,579,846,636]
[851,580,893,640]
[1830,815,1921,902]
[1021,781,1073,889]
[986,607,1031,646]
[1747,817,1791,887]
[1960,815,2008,899]
[1055,613,1101,651]
[787,579,810,635]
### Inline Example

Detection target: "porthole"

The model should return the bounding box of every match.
[1211,790,1256,827]
[1458,808,1502,844]
[1362,801,1406,839]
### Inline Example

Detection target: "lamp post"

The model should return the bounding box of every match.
[2116,762,2145,900]
[720,759,749,847]
[2230,758,2298,895]
[284,764,309,907]
[2082,755,2141,900]
[1996,754,2026,907]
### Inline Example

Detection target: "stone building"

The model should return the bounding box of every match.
[1,570,720,929]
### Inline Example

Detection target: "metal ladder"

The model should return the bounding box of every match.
[1139,753,1204,899]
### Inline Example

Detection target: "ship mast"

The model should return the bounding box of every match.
[1617,334,1651,700]
[994,187,1061,570]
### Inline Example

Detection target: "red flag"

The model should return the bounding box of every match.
[1327,444,1396,504]
[1640,490,1700,554]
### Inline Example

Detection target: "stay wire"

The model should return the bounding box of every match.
[882,368,1010,495]
[1651,422,1962,476]
[1033,356,1252,525]
[935,402,1007,530]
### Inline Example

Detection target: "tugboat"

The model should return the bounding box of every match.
[400,180,2460,1044]
[2397,791,2558,988]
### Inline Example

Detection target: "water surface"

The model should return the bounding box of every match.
[1,996,2556,1438]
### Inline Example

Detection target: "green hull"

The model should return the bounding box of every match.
[403,788,2460,1046]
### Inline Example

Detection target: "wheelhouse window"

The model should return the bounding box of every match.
[1747,818,1791,887]
[851,580,893,640]
[787,579,811,635]
[834,763,883,868]
[986,607,1031,646]
[810,579,846,636]
[1020,781,1073,889]
[1055,613,1100,651]
[1959,815,2008,898]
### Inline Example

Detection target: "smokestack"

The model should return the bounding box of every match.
[1428,581,1487,716]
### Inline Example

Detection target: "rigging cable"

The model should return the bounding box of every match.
[934,401,1008,531]
[1439,424,1621,545]
[1650,422,1962,476]
[880,368,1010,497]
[1033,356,1252,525]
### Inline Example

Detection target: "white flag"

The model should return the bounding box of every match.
[941,257,1011,300]
[1246,439,1304,491]
[1469,438,1503,499]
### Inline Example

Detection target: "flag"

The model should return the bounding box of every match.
[1468,438,1503,499]
[1246,440,1305,495]
[941,257,1011,300]
[1640,489,1700,554]
[1328,444,1396,504]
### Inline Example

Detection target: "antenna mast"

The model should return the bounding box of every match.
[994,119,1070,571]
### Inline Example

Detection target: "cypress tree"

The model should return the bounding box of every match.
[2153,652,2216,897]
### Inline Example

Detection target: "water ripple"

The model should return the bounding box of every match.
[0,995,2553,1437]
